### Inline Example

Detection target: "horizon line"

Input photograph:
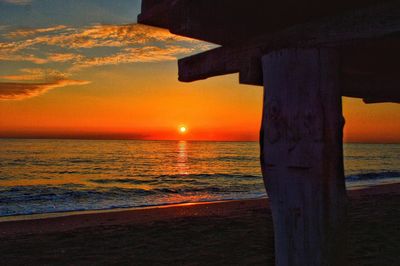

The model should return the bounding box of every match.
[0,136,399,144]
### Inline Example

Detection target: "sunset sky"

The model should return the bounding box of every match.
[0,0,399,142]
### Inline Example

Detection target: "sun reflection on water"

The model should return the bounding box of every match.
[176,140,189,175]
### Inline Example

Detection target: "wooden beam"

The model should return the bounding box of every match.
[340,38,400,76]
[343,74,400,103]
[137,0,171,28]
[238,56,263,86]
[139,0,391,45]
[178,2,400,84]
[178,46,254,82]
[260,48,347,266]
[178,47,239,82]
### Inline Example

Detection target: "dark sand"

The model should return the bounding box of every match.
[1,184,399,265]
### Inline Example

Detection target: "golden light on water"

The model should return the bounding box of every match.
[177,140,189,175]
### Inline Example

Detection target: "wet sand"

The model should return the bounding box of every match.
[1,183,399,265]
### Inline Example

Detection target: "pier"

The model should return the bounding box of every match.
[138,1,400,265]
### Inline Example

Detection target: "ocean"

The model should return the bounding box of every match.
[0,139,399,217]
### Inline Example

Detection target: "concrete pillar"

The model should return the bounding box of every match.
[260,48,347,266]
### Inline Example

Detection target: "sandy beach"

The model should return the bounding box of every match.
[1,183,399,265]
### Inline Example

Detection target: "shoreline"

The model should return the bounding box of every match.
[1,182,399,237]
[0,197,267,223]
[0,181,398,223]
[0,197,269,237]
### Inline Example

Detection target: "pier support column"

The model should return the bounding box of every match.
[260,49,347,266]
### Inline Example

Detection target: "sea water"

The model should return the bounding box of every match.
[0,139,398,217]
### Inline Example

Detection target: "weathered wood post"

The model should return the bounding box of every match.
[260,48,347,266]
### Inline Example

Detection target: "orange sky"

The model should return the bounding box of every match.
[0,61,399,143]
[0,1,399,143]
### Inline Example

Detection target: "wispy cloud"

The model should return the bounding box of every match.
[5,25,68,38]
[0,23,214,100]
[0,79,90,100]
[52,24,195,49]
[0,68,67,81]
[71,46,195,70]
[0,52,47,64]
[47,53,84,63]
[2,23,210,55]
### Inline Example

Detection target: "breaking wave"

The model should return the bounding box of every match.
[346,171,400,181]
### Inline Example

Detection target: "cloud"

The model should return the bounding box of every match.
[0,68,67,81]
[0,0,31,5]
[5,25,68,38]
[67,24,197,48]
[0,23,215,99]
[2,23,210,51]
[47,53,83,62]
[49,24,197,49]
[0,23,213,67]
[71,45,195,70]
[0,52,47,64]
[0,79,90,100]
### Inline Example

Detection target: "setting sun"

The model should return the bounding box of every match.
[179,126,187,134]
